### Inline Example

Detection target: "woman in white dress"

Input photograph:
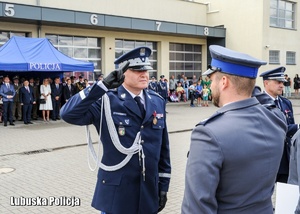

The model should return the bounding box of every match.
[39,78,53,122]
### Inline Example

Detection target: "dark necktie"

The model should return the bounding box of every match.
[134,96,145,118]
[274,99,281,110]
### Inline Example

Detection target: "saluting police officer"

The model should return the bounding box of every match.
[60,47,171,214]
[260,67,299,183]
[182,45,287,214]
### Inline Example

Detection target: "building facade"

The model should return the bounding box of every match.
[205,0,300,86]
[0,0,225,82]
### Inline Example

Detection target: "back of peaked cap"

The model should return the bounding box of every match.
[203,45,267,78]
[114,46,153,71]
[259,66,286,82]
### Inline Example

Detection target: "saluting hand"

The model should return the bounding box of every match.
[102,62,130,89]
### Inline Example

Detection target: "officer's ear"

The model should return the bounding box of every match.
[220,75,230,90]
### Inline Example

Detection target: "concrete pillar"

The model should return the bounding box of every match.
[101,37,116,76]
[157,41,169,80]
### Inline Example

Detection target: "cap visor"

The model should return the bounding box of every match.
[203,69,215,76]
[278,78,287,82]
[129,65,153,71]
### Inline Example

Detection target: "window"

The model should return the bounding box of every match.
[286,51,296,65]
[0,31,27,46]
[269,50,280,64]
[115,39,157,78]
[270,0,295,29]
[169,43,202,79]
[46,35,101,81]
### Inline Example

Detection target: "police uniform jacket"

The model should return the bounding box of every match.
[182,98,287,214]
[60,82,171,214]
[157,80,168,99]
[277,96,297,138]
[288,129,300,213]
[148,81,157,92]
[273,95,297,176]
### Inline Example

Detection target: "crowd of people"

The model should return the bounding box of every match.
[0,74,101,126]
[148,73,212,107]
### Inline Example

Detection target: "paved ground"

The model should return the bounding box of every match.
[1,98,300,214]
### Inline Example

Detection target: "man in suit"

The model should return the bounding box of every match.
[60,47,171,214]
[63,78,75,104]
[19,80,36,124]
[181,45,287,214]
[60,77,67,106]
[29,77,39,120]
[260,66,298,183]
[12,76,22,121]
[0,76,16,126]
[51,77,63,121]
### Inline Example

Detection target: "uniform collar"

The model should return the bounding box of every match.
[122,85,145,103]
[264,91,278,101]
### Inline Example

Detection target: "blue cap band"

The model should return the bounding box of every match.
[212,58,258,78]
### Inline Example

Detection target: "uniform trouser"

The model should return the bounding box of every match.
[52,99,61,119]
[32,103,38,119]
[12,101,22,120]
[3,101,13,124]
[23,104,32,123]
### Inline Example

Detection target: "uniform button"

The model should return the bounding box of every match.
[141,125,144,129]
[102,180,105,184]
[141,140,144,144]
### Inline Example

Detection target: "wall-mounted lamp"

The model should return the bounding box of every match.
[265,45,270,49]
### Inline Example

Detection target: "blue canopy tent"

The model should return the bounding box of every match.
[0,36,94,80]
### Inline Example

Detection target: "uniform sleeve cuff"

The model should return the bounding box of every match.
[97,81,108,91]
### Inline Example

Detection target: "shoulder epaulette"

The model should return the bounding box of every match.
[147,89,164,100]
[262,103,276,110]
[197,111,224,126]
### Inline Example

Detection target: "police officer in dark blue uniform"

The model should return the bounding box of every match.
[260,66,299,183]
[60,46,171,214]
[148,76,157,92]
[157,75,168,102]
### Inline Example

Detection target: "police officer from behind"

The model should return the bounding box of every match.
[60,47,171,214]
[260,66,298,183]
[182,45,287,214]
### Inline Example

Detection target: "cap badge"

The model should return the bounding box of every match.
[140,48,146,56]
